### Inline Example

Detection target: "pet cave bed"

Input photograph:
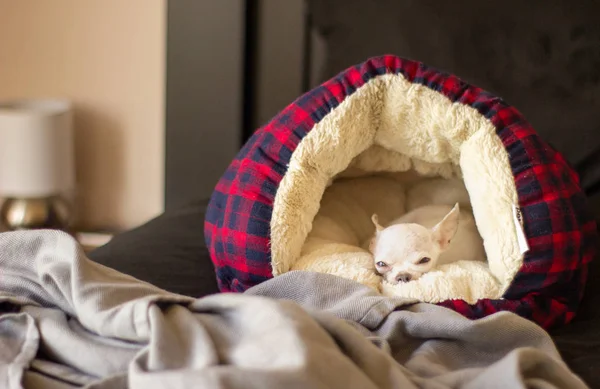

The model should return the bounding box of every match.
[205,55,597,329]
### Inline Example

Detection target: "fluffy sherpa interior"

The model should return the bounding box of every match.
[270,73,524,303]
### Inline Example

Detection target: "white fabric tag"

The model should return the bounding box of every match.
[512,204,529,254]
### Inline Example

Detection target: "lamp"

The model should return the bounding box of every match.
[0,99,75,230]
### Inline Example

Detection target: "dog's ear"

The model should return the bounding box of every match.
[432,203,460,251]
[371,214,384,233]
[368,236,376,253]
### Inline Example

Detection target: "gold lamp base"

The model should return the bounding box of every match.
[0,196,71,231]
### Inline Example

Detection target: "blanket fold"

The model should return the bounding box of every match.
[0,230,589,388]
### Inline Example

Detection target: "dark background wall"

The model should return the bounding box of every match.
[165,0,245,210]
[165,0,310,210]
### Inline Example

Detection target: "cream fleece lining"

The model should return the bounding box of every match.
[270,73,523,303]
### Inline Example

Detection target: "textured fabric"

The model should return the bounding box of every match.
[0,230,590,388]
[205,55,598,329]
[266,72,520,302]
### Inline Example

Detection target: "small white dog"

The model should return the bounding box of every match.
[369,203,485,284]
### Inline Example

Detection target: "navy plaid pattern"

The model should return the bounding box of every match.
[205,55,598,329]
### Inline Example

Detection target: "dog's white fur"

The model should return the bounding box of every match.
[369,178,486,284]
[370,203,486,284]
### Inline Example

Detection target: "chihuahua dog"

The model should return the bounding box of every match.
[369,203,485,284]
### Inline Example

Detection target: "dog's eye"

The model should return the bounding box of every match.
[418,257,431,265]
[376,261,387,267]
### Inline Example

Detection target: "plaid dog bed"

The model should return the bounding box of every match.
[205,55,597,329]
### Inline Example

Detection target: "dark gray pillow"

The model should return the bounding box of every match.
[308,0,600,218]
[87,200,219,297]
[551,252,600,389]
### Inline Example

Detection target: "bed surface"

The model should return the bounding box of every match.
[88,202,600,388]
[0,228,591,388]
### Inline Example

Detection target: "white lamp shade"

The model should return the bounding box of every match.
[0,99,75,198]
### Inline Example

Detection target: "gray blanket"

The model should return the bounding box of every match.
[0,230,589,388]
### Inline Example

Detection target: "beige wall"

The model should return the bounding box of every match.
[0,0,166,230]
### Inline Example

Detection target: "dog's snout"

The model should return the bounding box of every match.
[396,273,412,283]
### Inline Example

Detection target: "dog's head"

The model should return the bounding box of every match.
[369,204,460,284]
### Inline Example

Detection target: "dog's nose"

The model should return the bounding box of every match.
[396,273,412,283]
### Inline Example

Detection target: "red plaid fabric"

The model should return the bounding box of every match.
[205,55,598,329]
